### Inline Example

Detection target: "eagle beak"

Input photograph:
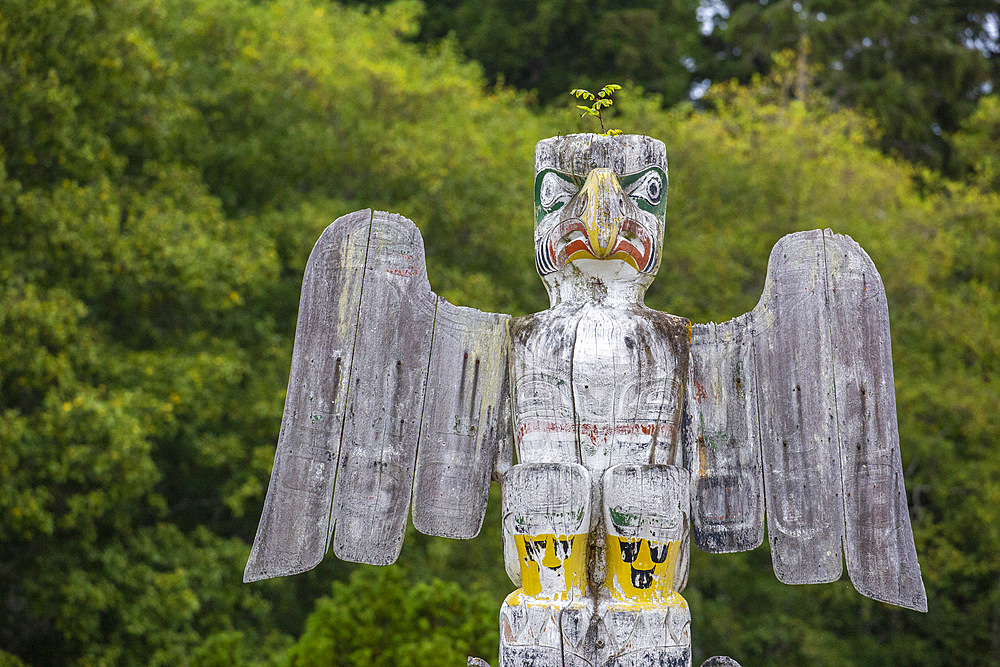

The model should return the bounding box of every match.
[543,167,652,274]
[575,168,628,258]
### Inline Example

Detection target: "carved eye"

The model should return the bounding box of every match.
[523,538,546,561]
[627,170,663,206]
[555,537,574,559]
[538,171,576,212]
[619,540,641,563]
[648,543,669,564]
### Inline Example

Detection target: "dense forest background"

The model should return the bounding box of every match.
[2,0,998,665]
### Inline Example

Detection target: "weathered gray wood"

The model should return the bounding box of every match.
[500,462,591,606]
[603,464,689,595]
[683,229,925,606]
[501,462,591,547]
[823,230,927,611]
[510,307,581,466]
[247,209,514,576]
[570,307,689,473]
[244,209,371,582]
[412,300,511,539]
[754,230,845,584]
[598,466,692,667]
[331,212,437,565]
[535,134,667,188]
[499,463,592,665]
[603,464,688,540]
[686,315,764,553]
[643,311,692,470]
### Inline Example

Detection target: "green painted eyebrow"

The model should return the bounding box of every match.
[533,166,666,224]
[534,166,665,192]
[619,166,665,189]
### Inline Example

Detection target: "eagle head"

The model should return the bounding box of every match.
[534,134,667,302]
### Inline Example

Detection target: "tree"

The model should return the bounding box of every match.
[0,0,543,663]
[1,1,998,664]
[953,93,1000,191]
[341,0,710,106]
[285,569,499,666]
[699,0,1000,169]
[342,0,1000,172]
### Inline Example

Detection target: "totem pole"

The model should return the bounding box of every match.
[245,133,926,666]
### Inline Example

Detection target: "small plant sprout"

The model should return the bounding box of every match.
[570,84,623,136]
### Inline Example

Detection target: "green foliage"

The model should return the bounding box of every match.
[358,0,710,108]
[703,0,999,170]
[571,84,623,135]
[344,0,999,173]
[1,1,998,666]
[0,0,543,663]
[285,569,499,666]
[953,95,1000,192]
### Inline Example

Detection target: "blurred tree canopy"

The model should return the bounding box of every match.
[346,0,1000,171]
[0,0,997,665]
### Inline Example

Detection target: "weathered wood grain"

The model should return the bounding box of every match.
[331,211,436,565]
[248,209,514,576]
[686,315,764,554]
[501,462,591,543]
[603,464,688,544]
[570,306,688,474]
[603,463,689,595]
[644,310,692,470]
[754,230,845,584]
[412,299,511,539]
[823,230,927,611]
[244,209,371,582]
[499,462,592,666]
[535,134,667,188]
[682,228,925,608]
[510,307,582,467]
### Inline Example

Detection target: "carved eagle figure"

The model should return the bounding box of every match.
[245,134,925,666]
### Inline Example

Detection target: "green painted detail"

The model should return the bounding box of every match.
[535,166,667,226]
[702,429,729,452]
[513,506,587,530]
[620,166,667,219]
[533,169,579,226]
[609,507,640,527]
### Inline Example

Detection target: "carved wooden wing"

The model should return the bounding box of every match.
[683,229,927,611]
[244,210,512,582]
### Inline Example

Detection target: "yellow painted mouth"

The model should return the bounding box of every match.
[511,533,589,602]
[604,536,683,608]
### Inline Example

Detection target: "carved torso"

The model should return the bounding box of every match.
[511,303,690,476]
[505,295,693,650]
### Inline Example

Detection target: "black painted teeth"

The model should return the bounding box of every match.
[631,566,655,589]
